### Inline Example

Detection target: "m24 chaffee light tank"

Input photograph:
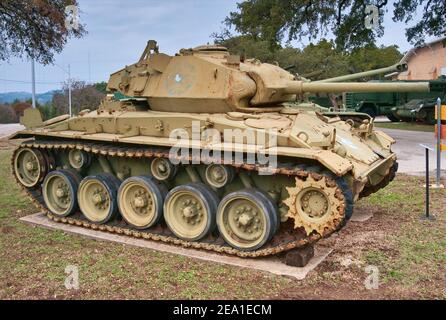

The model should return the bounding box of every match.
[10,40,429,257]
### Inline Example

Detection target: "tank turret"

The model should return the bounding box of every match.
[107,40,429,113]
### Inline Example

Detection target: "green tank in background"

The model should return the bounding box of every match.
[344,76,446,122]
[390,77,446,124]
[306,62,408,112]
[9,40,430,257]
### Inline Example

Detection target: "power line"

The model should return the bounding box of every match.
[0,78,63,85]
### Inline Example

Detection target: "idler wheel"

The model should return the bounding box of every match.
[42,169,81,217]
[78,173,120,224]
[163,183,218,241]
[217,189,278,251]
[118,175,167,229]
[13,147,48,188]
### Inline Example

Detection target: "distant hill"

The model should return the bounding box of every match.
[0,90,60,104]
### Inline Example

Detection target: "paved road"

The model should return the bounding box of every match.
[1,123,444,176]
[374,115,391,123]
[379,127,446,175]
[0,123,25,139]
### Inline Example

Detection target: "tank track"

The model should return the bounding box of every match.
[11,138,353,258]
[359,162,398,199]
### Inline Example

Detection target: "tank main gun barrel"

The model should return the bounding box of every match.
[316,62,408,83]
[283,81,430,94]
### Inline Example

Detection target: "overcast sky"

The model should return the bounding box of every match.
[0,0,434,93]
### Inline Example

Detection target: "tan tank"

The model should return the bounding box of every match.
[9,40,429,256]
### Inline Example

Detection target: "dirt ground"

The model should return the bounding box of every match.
[0,140,445,300]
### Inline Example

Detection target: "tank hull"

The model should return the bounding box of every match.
[13,107,396,195]
[10,107,397,255]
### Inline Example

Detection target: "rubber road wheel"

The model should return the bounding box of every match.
[78,173,121,224]
[118,175,168,229]
[164,183,219,241]
[42,169,81,217]
[217,189,277,251]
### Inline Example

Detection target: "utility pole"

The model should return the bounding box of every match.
[88,52,91,83]
[434,97,444,188]
[54,62,72,117]
[68,64,72,117]
[31,58,36,108]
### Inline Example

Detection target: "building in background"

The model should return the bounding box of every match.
[397,37,446,80]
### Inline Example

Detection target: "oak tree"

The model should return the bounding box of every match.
[222,0,445,50]
[217,35,402,80]
[0,0,86,64]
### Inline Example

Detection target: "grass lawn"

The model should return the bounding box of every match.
[374,122,434,132]
[0,142,445,299]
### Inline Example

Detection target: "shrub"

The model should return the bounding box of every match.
[0,104,18,123]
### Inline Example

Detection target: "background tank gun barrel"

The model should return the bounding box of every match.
[284,81,430,94]
[316,62,408,83]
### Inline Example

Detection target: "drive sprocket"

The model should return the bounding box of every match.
[284,172,346,235]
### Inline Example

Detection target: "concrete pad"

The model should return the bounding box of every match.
[427,183,445,189]
[350,209,373,222]
[20,212,332,280]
